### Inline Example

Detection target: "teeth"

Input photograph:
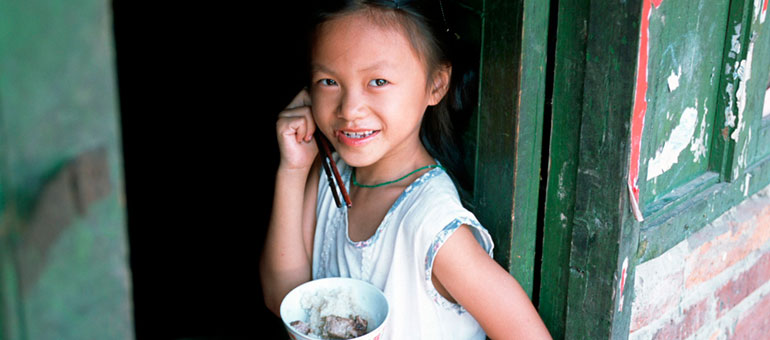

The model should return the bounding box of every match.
[343,130,375,139]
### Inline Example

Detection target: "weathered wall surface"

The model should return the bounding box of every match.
[0,0,133,338]
[629,184,770,339]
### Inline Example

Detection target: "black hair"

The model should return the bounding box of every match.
[306,0,479,204]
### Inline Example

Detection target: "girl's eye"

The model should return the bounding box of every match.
[369,79,388,87]
[318,79,337,86]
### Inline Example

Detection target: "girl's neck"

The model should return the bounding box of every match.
[354,142,435,187]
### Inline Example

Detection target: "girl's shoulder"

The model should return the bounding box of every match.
[404,166,465,209]
[396,166,477,230]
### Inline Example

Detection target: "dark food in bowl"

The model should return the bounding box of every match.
[290,320,312,335]
[291,315,368,339]
[323,315,368,339]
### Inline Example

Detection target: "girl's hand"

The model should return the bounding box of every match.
[276,88,318,171]
[262,88,321,315]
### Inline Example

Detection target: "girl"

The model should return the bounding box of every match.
[261,1,552,338]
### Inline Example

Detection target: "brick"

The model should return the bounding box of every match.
[715,252,770,318]
[686,207,770,288]
[630,267,684,332]
[651,298,710,340]
[732,292,770,340]
[631,242,688,332]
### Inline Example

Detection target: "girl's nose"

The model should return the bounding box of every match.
[338,88,367,121]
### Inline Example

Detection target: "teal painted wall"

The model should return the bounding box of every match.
[0,0,133,338]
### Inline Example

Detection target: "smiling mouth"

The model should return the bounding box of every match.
[336,129,380,146]
[341,130,377,139]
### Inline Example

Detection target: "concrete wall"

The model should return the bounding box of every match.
[0,0,133,338]
[629,185,770,339]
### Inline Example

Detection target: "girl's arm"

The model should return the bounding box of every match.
[260,89,320,316]
[432,225,553,339]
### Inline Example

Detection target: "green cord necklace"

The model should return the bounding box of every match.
[352,164,445,188]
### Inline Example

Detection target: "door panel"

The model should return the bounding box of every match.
[638,0,730,211]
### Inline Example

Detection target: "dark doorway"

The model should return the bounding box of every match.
[112,2,309,338]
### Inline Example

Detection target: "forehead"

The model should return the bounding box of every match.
[311,11,427,74]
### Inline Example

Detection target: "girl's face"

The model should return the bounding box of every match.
[310,12,447,168]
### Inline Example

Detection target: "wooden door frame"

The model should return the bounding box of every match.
[473,0,550,299]
[560,1,642,337]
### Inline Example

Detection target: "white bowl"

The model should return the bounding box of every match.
[279,278,389,340]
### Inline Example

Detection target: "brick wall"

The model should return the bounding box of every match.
[629,185,770,339]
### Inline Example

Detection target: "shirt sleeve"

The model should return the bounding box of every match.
[423,215,494,314]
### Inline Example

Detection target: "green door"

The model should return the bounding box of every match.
[443,0,552,328]
[538,0,770,338]
[468,0,551,299]
[452,0,552,332]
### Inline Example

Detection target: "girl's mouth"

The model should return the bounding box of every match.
[342,130,376,138]
[336,129,380,146]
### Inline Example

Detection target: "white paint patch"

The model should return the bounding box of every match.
[754,0,767,23]
[732,41,755,142]
[730,23,742,58]
[560,213,568,222]
[628,180,644,222]
[690,100,708,163]
[743,173,753,196]
[667,66,681,92]
[557,171,566,200]
[734,129,751,181]
[618,257,629,312]
[629,240,689,340]
[763,88,770,117]
[725,82,737,127]
[647,107,698,180]
[754,0,762,22]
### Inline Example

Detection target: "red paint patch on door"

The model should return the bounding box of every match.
[628,0,664,221]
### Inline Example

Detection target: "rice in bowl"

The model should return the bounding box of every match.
[280,278,390,340]
[298,287,369,338]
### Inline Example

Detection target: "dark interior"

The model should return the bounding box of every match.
[113,2,310,338]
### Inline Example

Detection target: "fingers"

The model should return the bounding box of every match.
[277,106,316,144]
[274,88,319,170]
[285,88,312,110]
[293,116,314,144]
[280,88,315,143]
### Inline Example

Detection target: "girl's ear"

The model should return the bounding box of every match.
[428,64,452,106]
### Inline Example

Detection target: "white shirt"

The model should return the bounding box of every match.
[312,155,494,339]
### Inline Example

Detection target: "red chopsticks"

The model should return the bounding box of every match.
[315,131,352,208]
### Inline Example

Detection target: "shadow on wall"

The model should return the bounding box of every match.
[17,148,111,300]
